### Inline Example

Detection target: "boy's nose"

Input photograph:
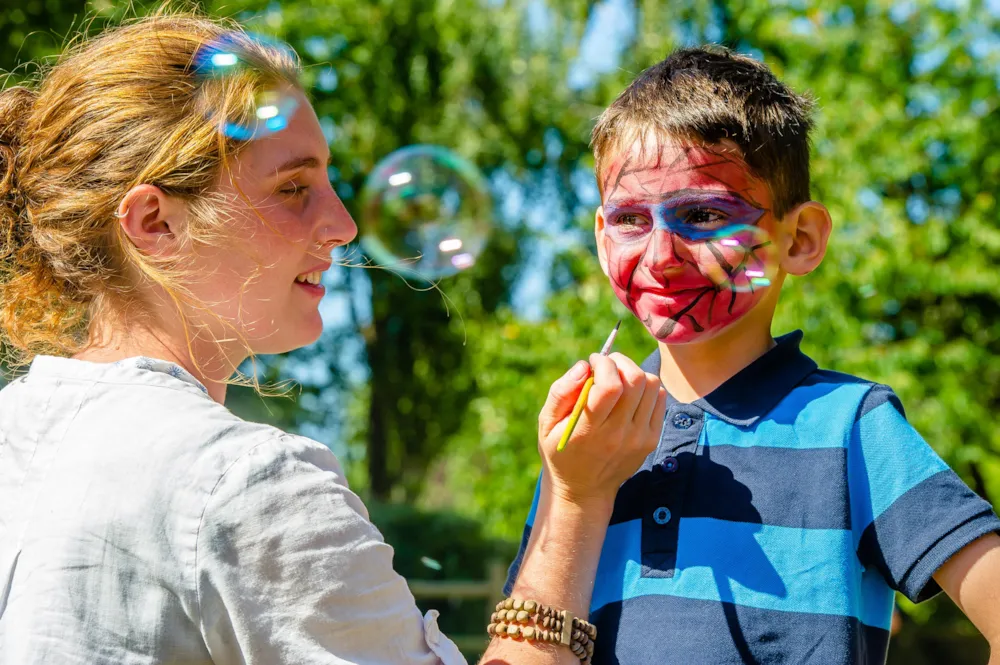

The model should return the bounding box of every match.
[644,228,686,273]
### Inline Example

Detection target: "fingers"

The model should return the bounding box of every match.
[632,371,664,426]
[606,352,648,423]
[538,360,591,436]
[585,353,623,422]
[650,386,668,433]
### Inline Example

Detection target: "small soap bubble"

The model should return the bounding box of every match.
[192,32,300,142]
[420,556,443,571]
[359,145,492,279]
[697,224,778,293]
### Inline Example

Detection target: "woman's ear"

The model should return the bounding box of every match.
[780,200,832,277]
[116,184,187,256]
[595,206,610,277]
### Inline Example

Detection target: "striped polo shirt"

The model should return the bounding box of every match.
[505,331,1000,664]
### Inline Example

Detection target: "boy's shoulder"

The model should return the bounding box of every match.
[790,367,906,421]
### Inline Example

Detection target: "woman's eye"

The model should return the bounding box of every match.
[279,183,309,198]
[683,208,726,226]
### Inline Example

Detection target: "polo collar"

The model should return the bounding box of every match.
[639,330,818,427]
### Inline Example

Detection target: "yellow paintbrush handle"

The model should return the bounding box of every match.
[556,375,595,452]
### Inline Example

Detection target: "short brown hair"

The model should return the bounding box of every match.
[0,10,300,364]
[591,45,815,217]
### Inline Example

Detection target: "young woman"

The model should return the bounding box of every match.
[0,11,667,665]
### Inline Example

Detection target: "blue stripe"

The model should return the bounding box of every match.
[591,594,891,665]
[593,517,893,629]
[524,474,542,527]
[849,401,948,524]
[702,382,871,450]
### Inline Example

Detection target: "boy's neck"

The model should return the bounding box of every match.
[657,317,776,403]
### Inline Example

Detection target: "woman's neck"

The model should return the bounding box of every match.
[74,318,238,403]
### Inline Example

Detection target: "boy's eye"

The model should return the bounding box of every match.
[682,208,726,226]
[610,213,652,231]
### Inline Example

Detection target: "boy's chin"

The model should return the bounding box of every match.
[641,316,731,346]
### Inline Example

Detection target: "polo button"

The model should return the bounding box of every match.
[662,456,678,473]
[672,413,693,429]
[653,506,672,525]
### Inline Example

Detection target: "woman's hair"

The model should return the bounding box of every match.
[0,8,301,365]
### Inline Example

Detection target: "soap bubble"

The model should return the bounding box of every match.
[192,32,301,141]
[359,145,492,279]
[697,224,778,293]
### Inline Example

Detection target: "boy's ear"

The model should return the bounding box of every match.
[780,201,831,277]
[116,184,187,257]
[595,206,611,277]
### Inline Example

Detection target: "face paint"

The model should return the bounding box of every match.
[599,140,779,344]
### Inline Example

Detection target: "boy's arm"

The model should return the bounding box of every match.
[933,532,1000,664]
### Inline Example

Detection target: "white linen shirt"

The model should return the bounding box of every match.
[0,355,467,665]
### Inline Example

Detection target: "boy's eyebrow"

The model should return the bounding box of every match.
[605,188,754,208]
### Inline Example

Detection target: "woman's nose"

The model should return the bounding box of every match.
[314,186,358,250]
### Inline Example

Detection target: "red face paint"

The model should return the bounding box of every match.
[599,140,779,344]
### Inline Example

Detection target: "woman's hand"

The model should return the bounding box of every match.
[537,352,667,508]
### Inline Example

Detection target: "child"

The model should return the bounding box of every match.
[505,46,1000,664]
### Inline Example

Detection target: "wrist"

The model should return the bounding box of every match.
[543,483,616,519]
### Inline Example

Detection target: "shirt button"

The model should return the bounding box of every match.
[662,456,678,473]
[672,413,693,429]
[653,506,672,525]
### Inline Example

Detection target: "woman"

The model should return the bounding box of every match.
[0,11,666,665]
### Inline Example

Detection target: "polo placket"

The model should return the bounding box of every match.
[641,403,704,578]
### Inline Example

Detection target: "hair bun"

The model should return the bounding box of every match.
[0,86,38,207]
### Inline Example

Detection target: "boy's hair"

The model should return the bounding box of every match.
[591,45,815,218]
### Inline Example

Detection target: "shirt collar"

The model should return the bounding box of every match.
[639,330,818,427]
[28,355,209,396]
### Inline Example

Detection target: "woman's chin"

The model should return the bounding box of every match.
[250,315,324,355]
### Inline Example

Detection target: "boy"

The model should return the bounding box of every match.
[504,46,1000,664]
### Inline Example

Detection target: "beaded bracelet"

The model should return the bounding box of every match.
[487,597,597,662]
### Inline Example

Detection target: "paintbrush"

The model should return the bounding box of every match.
[556,320,622,452]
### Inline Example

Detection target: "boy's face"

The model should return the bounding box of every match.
[596,136,781,345]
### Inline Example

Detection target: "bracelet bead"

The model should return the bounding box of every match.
[487,597,597,663]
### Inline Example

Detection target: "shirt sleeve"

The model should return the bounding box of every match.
[848,384,1000,603]
[502,475,542,596]
[194,434,467,665]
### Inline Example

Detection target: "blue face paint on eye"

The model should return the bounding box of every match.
[603,189,766,244]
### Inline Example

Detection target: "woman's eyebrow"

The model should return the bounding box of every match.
[271,155,325,175]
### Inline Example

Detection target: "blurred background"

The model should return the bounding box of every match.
[2,0,999,662]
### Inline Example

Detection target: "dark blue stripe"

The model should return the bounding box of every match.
[590,594,890,665]
[857,468,1000,601]
[856,383,904,420]
[607,444,850,530]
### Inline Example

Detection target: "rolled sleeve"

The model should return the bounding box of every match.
[195,434,466,665]
[849,385,1000,603]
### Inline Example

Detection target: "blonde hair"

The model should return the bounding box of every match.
[0,9,301,366]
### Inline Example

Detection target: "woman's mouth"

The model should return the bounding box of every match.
[294,270,325,297]
[295,271,323,285]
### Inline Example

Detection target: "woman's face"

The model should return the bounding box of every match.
[183,90,356,355]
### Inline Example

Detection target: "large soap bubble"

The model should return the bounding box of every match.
[359,145,492,279]
[696,224,779,293]
[192,32,301,142]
